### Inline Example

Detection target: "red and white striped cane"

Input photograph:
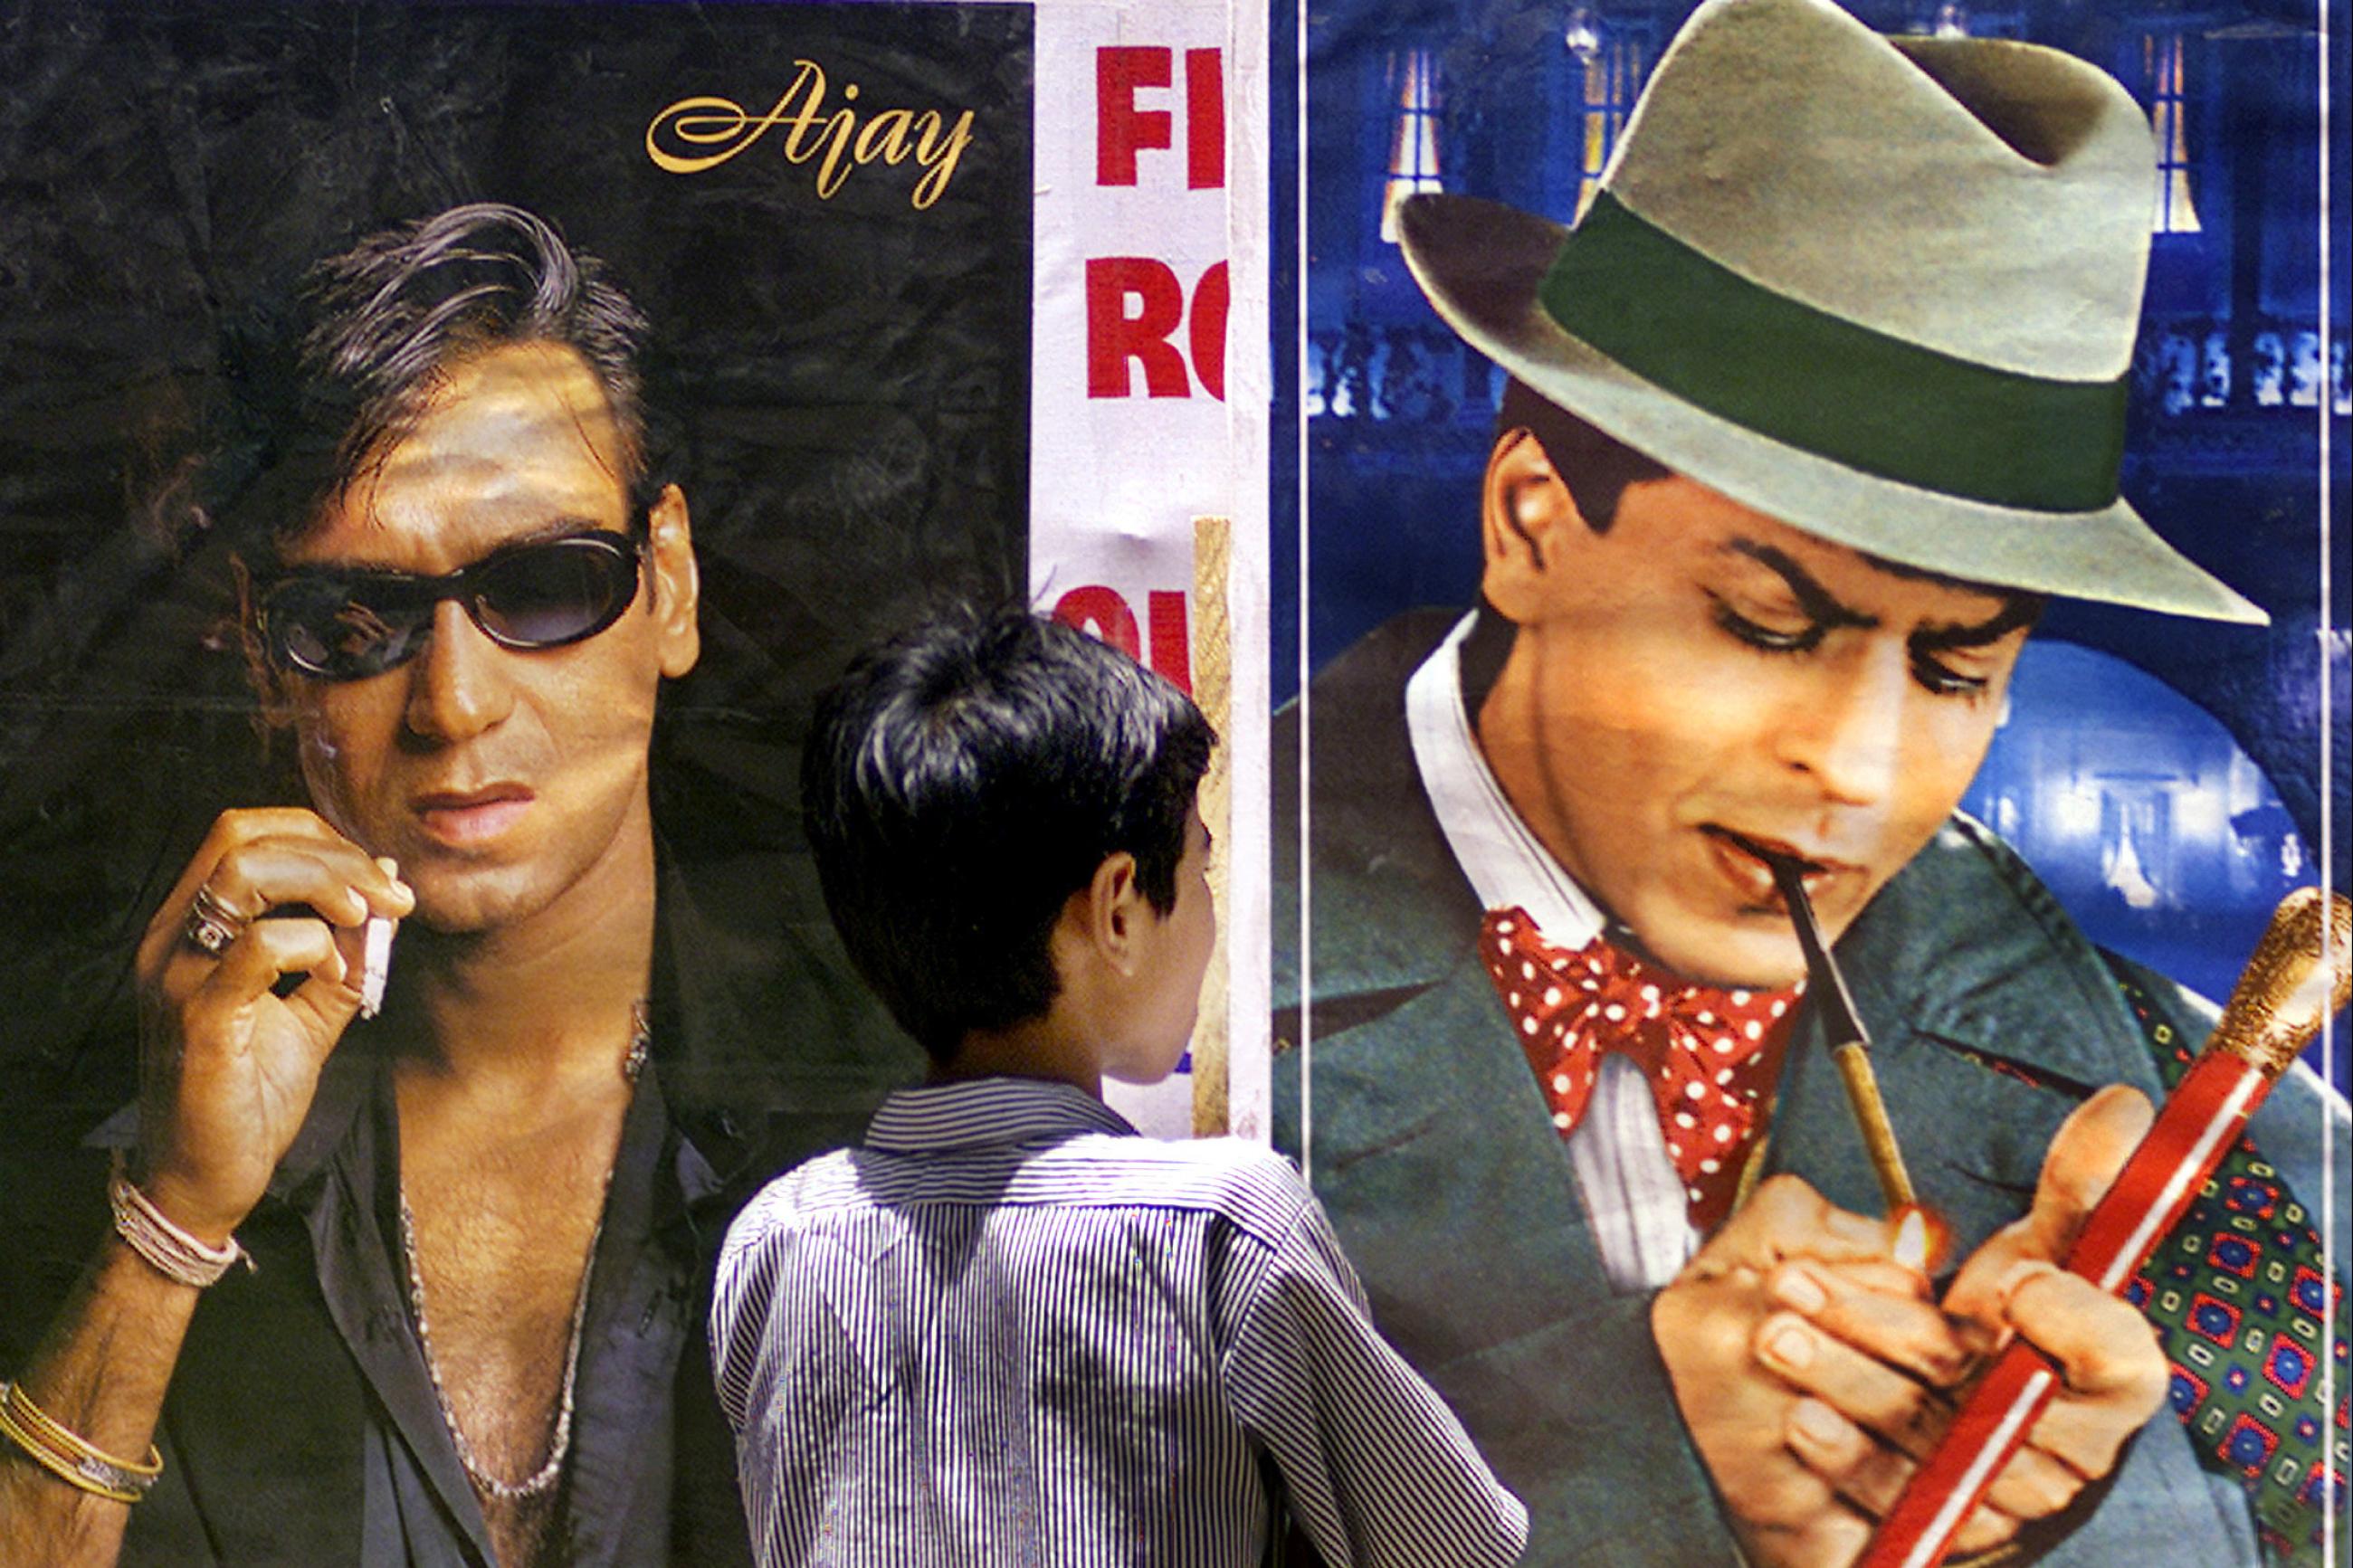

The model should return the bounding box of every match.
[1859,886,2351,1568]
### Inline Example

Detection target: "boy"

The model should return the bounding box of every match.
[712,607,1528,1567]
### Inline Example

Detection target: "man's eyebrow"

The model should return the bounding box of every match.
[1727,537,2040,651]
[1723,540,1877,632]
[1854,546,2043,648]
[281,513,620,575]
[1911,594,2043,652]
[500,514,622,548]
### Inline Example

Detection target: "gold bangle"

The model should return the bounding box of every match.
[2,1382,161,1477]
[0,1382,160,1504]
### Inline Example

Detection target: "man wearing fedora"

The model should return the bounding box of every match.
[1275,1,2342,1565]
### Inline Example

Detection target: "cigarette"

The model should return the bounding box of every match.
[1830,1039,1918,1212]
[1738,832,1919,1215]
[358,915,394,1019]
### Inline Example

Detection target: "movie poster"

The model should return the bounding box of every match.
[1279,0,2343,1563]
[0,0,1021,1203]
[0,0,1026,1237]
[0,0,2340,1561]
[0,0,1266,1557]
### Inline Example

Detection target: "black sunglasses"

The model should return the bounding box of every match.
[257,530,645,682]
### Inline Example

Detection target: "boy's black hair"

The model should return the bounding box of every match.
[803,606,1216,1060]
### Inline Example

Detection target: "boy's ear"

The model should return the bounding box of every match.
[1076,851,1148,977]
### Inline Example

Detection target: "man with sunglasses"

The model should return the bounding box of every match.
[0,204,917,1566]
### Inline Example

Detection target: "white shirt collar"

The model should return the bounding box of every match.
[865,1077,1136,1153]
[1404,613,1698,1291]
[1405,612,1605,946]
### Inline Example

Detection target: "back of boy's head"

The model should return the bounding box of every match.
[803,605,1216,1060]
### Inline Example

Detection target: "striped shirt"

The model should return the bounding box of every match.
[711,1077,1528,1568]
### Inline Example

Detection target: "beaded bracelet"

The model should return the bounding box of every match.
[107,1154,250,1289]
[0,1381,160,1504]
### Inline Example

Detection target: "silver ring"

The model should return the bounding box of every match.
[184,885,246,957]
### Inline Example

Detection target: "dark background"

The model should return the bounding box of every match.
[0,0,1034,1103]
[1283,0,2348,1075]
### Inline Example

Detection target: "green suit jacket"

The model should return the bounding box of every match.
[1273,613,2340,1566]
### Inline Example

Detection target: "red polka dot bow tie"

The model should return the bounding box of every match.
[1479,906,1804,1231]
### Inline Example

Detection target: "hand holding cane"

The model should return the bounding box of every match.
[1858,886,2353,1568]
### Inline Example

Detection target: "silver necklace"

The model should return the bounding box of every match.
[623,999,650,1085]
[398,1190,595,1500]
[395,1003,650,1502]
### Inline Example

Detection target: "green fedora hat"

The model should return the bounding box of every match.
[1396,0,2264,623]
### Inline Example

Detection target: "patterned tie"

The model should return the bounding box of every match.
[1944,967,2340,1565]
[1478,906,1803,1231]
[2112,972,2342,1564]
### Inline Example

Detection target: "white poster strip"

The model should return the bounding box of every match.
[1030,0,1269,1138]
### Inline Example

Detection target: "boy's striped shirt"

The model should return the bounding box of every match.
[712,1076,1528,1567]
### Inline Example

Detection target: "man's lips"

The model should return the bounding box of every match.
[410,785,535,846]
[1702,828,1857,907]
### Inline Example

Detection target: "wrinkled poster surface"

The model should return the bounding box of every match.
[0,0,1034,1552]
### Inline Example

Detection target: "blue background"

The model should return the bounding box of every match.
[1275,0,2349,1083]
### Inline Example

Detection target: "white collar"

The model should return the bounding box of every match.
[865,1077,1135,1153]
[1405,614,1701,1293]
[1404,612,1605,947]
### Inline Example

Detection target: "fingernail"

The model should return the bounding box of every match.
[1792,1398,1844,1444]
[1766,1323,1815,1369]
[1772,1266,1829,1315]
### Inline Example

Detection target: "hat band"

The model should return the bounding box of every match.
[1536,193,2127,513]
